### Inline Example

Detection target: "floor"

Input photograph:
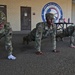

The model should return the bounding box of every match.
[0,34,75,75]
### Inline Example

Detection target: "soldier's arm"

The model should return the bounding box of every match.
[51,23,56,37]
[4,22,12,35]
[36,23,43,39]
[4,22,11,29]
[35,23,43,51]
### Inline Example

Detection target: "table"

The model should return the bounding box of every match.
[55,22,74,32]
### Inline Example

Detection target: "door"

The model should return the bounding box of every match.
[0,5,7,18]
[21,7,31,31]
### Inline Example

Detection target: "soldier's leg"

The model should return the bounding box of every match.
[70,31,75,48]
[4,27,16,60]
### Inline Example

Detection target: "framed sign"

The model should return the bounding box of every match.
[41,2,63,23]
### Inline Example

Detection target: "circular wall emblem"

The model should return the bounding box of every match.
[41,2,63,23]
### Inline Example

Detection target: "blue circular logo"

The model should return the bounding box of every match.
[41,2,63,23]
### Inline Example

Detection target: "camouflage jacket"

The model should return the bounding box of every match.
[0,22,12,39]
[36,22,56,38]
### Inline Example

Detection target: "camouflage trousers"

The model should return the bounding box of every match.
[0,28,13,55]
[35,30,56,52]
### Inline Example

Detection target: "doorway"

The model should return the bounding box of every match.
[21,6,31,31]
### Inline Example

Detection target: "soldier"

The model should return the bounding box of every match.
[0,11,16,60]
[70,25,75,48]
[35,13,59,55]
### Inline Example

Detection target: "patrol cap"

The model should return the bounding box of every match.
[0,11,6,24]
[45,13,54,20]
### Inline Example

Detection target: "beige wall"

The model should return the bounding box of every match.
[72,3,75,24]
[0,0,72,31]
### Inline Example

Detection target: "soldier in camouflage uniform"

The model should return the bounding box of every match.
[35,13,59,55]
[0,11,16,60]
[69,25,75,48]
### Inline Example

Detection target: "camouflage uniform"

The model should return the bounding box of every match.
[35,13,57,53]
[70,25,75,47]
[0,11,16,59]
